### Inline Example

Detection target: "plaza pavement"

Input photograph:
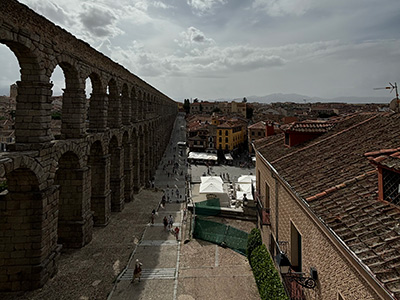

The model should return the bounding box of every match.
[1,113,259,300]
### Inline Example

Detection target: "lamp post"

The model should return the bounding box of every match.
[275,251,317,289]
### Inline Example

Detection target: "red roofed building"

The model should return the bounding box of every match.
[253,112,400,300]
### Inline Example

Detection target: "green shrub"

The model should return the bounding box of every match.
[247,227,262,261]
[250,244,289,300]
[0,180,7,193]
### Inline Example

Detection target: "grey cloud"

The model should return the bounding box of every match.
[79,4,122,37]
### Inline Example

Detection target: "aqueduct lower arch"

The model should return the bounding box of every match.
[0,0,177,291]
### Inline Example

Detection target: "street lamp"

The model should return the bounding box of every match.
[275,251,317,289]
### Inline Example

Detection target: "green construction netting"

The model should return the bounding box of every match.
[193,217,249,255]
[194,198,221,216]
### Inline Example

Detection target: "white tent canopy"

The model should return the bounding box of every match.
[236,183,252,193]
[237,191,253,201]
[225,153,233,160]
[188,152,218,161]
[238,175,256,183]
[199,182,224,194]
[201,176,223,184]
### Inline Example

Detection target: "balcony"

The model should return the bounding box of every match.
[282,270,307,300]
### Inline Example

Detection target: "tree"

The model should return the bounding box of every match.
[183,99,190,113]
[246,106,254,119]
[242,97,247,103]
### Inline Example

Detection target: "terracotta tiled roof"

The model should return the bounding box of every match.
[256,112,400,298]
[365,148,400,172]
[286,120,335,133]
[248,121,265,130]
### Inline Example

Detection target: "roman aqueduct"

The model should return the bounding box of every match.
[0,0,177,291]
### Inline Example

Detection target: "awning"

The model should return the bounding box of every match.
[225,153,233,160]
[188,152,218,161]
[201,176,223,184]
[236,191,253,200]
[199,182,224,194]
[238,175,256,183]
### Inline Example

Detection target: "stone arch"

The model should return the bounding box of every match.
[109,135,124,211]
[0,167,59,291]
[50,59,87,139]
[122,131,133,202]
[137,89,143,121]
[0,37,53,146]
[131,86,137,123]
[107,78,121,128]
[131,128,140,192]
[88,140,111,226]
[55,151,92,248]
[138,125,146,187]
[87,72,107,132]
[121,83,131,125]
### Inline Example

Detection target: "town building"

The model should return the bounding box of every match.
[253,112,400,300]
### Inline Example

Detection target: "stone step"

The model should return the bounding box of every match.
[139,239,179,246]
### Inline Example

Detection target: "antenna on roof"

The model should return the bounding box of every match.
[374,82,399,100]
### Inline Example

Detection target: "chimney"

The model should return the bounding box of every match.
[266,122,275,137]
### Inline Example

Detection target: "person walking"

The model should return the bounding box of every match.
[131,259,143,283]
[168,214,174,230]
[163,216,168,231]
[151,209,156,225]
[174,226,180,241]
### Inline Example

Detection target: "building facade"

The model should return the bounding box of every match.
[254,113,400,300]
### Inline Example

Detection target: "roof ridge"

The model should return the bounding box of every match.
[305,170,377,202]
[272,113,380,164]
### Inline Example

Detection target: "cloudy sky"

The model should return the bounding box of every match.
[1,0,400,101]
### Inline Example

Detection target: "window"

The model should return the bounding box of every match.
[219,137,222,142]
[258,132,261,136]
[225,137,228,143]
[264,182,270,209]
[291,222,302,272]
[225,130,228,136]
[225,144,229,150]
[382,168,400,206]
[219,130,222,135]
[251,131,255,136]
[284,132,290,146]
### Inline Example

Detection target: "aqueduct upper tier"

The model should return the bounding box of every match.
[0,0,178,291]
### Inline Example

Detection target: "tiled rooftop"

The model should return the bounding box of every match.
[286,120,335,133]
[256,112,400,299]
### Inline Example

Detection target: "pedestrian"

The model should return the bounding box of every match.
[151,209,156,225]
[174,226,180,240]
[161,196,166,208]
[163,216,168,231]
[168,214,174,230]
[131,259,143,283]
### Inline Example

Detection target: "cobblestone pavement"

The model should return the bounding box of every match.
[2,113,259,300]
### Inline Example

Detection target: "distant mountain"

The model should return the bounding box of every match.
[213,93,392,104]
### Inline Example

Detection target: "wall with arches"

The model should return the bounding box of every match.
[0,0,177,291]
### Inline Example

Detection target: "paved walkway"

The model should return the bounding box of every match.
[2,113,259,300]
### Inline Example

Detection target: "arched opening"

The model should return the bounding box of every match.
[50,62,86,139]
[121,84,130,125]
[0,168,58,291]
[55,151,92,248]
[109,136,124,211]
[131,128,140,192]
[87,73,106,132]
[0,40,52,146]
[131,86,137,123]
[107,79,120,128]
[139,127,145,187]
[88,141,111,226]
[122,132,133,202]
[0,44,19,151]
[137,90,143,121]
